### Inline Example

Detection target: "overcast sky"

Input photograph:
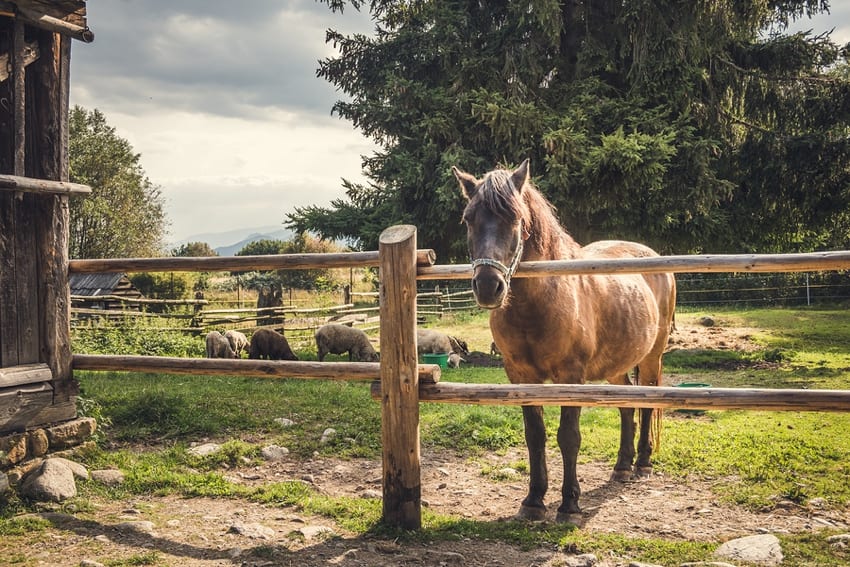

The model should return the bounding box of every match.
[69,2,850,246]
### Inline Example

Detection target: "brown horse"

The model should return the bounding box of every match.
[452,159,676,523]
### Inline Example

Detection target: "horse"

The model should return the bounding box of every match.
[452,159,676,523]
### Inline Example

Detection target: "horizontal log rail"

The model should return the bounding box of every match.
[366,382,850,412]
[416,250,850,280]
[70,294,208,305]
[69,249,437,274]
[73,354,441,384]
[0,174,91,195]
[15,5,94,42]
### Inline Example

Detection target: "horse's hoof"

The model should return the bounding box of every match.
[633,466,653,479]
[555,510,583,526]
[610,469,632,482]
[516,504,547,522]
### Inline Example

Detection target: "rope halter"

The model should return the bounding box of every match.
[470,226,524,287]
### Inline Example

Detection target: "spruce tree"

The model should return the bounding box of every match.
[289,1,850,259]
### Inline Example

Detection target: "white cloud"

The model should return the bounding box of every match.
[70,2,376,243]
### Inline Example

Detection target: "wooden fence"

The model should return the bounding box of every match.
[69,226,850,530]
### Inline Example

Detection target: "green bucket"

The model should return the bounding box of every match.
[422,353,449,369]
[675,382,711,415]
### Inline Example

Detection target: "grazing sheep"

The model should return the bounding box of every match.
[224,330,249,358]
[249,328,298,360]
[417,329,463,355]
[447,352,465,368]
[206,331,236,359]
[315,323,379,362]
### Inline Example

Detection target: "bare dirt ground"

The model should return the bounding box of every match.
[11,320,850,566]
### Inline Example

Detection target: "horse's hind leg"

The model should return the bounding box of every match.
[556,406,582,522]
[518,405,548,521]
[611,406,636,481]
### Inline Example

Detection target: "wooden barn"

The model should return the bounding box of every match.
[70,272,143,311]
[0,1,93,434]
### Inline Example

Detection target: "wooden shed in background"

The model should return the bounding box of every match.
[70,273,143,310]
[0,0,93,434]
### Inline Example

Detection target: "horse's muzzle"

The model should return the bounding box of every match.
[472,268,507,309]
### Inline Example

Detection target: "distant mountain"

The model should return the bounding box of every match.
[168,226,294,256]
[214,229,293,256]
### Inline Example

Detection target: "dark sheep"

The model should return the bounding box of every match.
[249,328,298,361]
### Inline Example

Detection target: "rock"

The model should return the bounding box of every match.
[261,445,290,461]
[227,521,275,540]
[20,459,77,502]
[91,469,125,486]
[714,534,783,565]
[698,316,715,327]
[187,442,221,457]
[274,418,295,427]
[827,534,850,543]
[80,560,106,567]
[115,520,156,535]
[0,472,9,493]
[320,428,336,444]
[628,562,664,567]
[680,562,737,567]
[359,489,382,499]
[27,429,49,458]
[562,553,597,567]
[297,525,335,540]
[0,434,27,466]
[49,458,89,480]
[46,417,97,449]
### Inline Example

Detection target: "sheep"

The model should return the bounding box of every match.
[224,330,249,358]
[249,328,298,360]
[417,329,469,355]
[447,352,465,368]
[206,331,236,359]
[315,323,379,362]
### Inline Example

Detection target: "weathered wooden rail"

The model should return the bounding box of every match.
[68,225,850,531]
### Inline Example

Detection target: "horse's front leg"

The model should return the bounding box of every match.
[518,405,548,521]
[556,406,582,522]
[634,407,655,477]
[611,407,636,481]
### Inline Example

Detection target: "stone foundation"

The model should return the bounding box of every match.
[0,417,97,491]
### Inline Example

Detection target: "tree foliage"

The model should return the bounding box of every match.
[69,106,167,259]
[171,241,219,257]
[236,233,345,291]
[290,1,850,258]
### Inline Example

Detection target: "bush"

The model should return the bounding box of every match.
[72,322,203,357]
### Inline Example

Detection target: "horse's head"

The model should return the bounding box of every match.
[452,159,530,309]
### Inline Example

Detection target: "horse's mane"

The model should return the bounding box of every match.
[481,169,579,257]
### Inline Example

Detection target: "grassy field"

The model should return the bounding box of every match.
[4,306,850,565]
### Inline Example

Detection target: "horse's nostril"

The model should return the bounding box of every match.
[472,278,479,294]
[495,279,504,297]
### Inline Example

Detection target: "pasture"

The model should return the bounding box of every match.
[2,306,850,566]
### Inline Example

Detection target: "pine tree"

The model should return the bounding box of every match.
[289,1,850,259]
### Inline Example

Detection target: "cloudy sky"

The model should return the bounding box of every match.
[69,2,850,246]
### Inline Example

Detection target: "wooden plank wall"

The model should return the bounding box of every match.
[0,13,77,431]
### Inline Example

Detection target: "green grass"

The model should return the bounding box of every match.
[19,306,842,566]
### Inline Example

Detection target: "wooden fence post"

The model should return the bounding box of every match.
[378,225,421,530]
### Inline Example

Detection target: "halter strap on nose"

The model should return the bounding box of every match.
[471,230,524,284]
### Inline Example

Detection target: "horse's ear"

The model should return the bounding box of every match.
[511,159,530,192]
[452,166,479,199]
